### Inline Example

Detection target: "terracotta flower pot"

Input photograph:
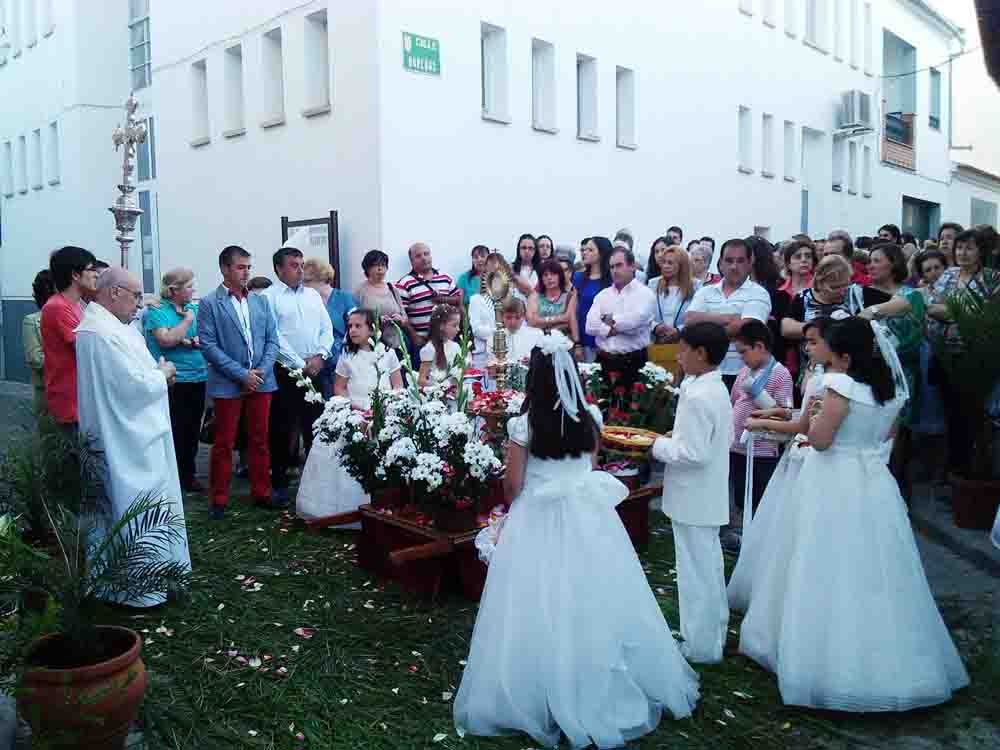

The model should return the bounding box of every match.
[18,625,147,750]
[950,475,1000,530]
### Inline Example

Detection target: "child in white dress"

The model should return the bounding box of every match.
[727,316,832,612]
[737,317,968,711]
[418,304,462,387]
[296,309,402,522]
[455,331,699,749]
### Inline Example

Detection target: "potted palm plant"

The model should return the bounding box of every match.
[932,271,1000,529]
[1,491,190,750]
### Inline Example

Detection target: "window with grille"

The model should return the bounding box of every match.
[129,0,151,90]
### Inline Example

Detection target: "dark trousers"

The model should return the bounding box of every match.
[730,451,780,515]
[168,381,206,487]
[269,366,324,490]
[597,348,648,394]
[933,357,976,477]
[722,374,738,394]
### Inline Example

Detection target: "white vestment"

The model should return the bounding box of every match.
[76,302,191,607]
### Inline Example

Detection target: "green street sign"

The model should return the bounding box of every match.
[403,32,440,76]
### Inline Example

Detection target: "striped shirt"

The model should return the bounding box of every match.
[396,270,458,337]
[729,360,794,458]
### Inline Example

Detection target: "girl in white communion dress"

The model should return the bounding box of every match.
[736,317,968,712]
[454,331,699,749]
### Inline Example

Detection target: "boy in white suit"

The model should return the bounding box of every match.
[651,322,734,663]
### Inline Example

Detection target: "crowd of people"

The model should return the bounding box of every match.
[21,217,997,747]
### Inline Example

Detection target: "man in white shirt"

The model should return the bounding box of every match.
[263,236,334,498]
[585,247,656,392]
[685,239,771,391]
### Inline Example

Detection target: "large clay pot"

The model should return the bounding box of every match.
[18,625,147,750]
[950,476,1000,530]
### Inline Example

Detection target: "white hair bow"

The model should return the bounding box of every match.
[534,331,587,432]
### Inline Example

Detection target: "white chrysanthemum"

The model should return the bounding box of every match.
[505,393,525,415]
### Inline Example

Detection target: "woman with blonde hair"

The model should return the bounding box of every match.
[780,255,891,376]
[144,267,207,492]
[303,257,357,396]
[647,239,699,343]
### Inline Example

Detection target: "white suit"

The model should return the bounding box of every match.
[652,369,733,663]
[76,302,191,607]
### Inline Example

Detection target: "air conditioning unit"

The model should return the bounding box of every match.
[839,90,873,129]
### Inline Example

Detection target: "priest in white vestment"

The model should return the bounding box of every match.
[76,268,191,607]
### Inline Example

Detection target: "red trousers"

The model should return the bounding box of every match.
[210,391,272,505]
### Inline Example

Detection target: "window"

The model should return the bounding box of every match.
[739,0,752,15]
[261,27,286,126]
[738,106,753,173]
[863,2,872,74]
[929,68,942,130]
[129,0,151,90]
[576,54,598,140]
[832,136,845,190]
[30,129,41,189]
[849,0,859,67]
[833,0,845,60]
[40,0,53,36]
[480,23,509,122]
[848,140,858,194]
[763,0,777,26]
[785,0,797,37]
[45,121,59,184]
[224,44,246,134]
[16,135,27,193]
[616,66,636,148]
[761,113,774,176]
[531,38,556,132]
[25,0,36,47]
[862,144,872,196]
[10,0,21,56]
[971,198,998,228]
[137,117,156,180]
[303,9,331,115]
[2,141,13,196]
[783,120,797,181]
[0,0,7,64]
[190,59,209,145]
[805,0,826,49]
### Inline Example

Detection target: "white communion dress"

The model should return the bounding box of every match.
[295,349,400,525]
[454,406,700,748]
[736,373,969,712]
[727,366,825,612]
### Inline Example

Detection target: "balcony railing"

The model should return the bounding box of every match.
[883,111,915,171]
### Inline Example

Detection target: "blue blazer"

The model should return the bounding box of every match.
[198,285,279,398]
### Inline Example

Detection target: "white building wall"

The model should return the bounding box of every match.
[152,0,383,292]
[949,168,1000,229]
[0,0,130,298]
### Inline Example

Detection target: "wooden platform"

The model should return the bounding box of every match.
[336,484,661,601]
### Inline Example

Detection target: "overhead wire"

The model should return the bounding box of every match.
[880,45,982,79]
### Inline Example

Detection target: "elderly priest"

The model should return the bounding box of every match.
[76,267,191,606]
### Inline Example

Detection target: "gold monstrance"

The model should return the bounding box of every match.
[482,267,512,390]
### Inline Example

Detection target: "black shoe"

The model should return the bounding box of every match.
[720,529,742,555]
[209,505,225,521]
[182,479,205,493]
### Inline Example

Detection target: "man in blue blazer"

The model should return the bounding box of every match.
[198,245,281,519]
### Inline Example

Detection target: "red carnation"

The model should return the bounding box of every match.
[631,382,645,393]
[585,394,595,404]
[609,371,622,381]
[613,385,627,396]
[472,381,483,396]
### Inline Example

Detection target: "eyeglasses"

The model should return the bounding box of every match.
[116,285,143,302]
